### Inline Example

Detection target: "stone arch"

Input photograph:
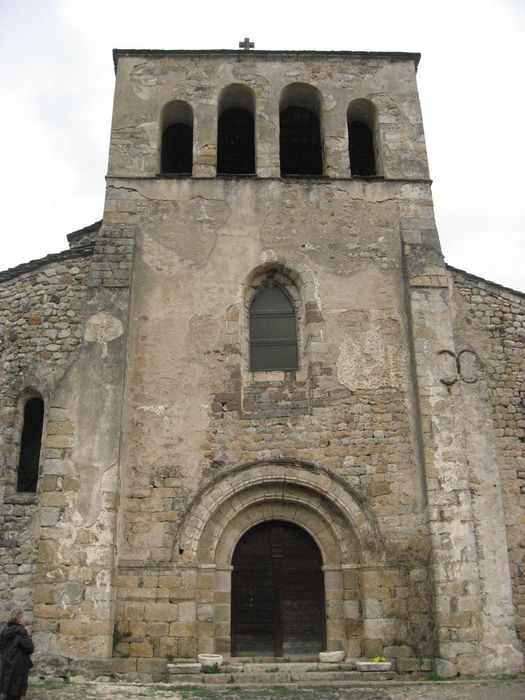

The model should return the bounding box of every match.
[244,262,304,311]
[347,98,381,177]
[248,275,299,373]
[279,83,323,176]
[176,460,383,565]
[213,495,348,567]
[16,392,45,493]
[159,100,193,174]
[3,386,46,496]
[217,84,256,175]
[175,460,385,656]
[241,263,323,378]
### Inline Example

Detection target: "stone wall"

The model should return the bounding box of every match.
[28,211,136,662]
[449,267,525,644]
[0,246,94,620]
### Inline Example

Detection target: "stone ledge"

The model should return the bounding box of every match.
[112,48,421,70]
[4,493,39,505]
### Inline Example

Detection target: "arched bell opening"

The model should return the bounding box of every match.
[217,84,256,175]
[347,98,381,178]
[279,83,323,177]
[160,100,194,175]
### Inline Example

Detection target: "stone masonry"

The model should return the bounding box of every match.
[0,232,94,623]
[0,49,523,680]
[449,267,525,651]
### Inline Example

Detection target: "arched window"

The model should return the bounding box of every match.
[347,99,378,177]
[17,396,44,493]
[249,280,298,371]
[280,84,323,177]
[217,84,255,175]
[160,101,193,175]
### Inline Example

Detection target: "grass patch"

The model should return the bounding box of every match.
[30,678,70,690]
[202,663,220,674]
[267,688,295,697]
[151,686,216,699]
[267,687,332,698]
[178,688,220,699]
[426,672,444,681]
[493,673,521,680]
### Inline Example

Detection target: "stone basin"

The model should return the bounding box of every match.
[198,653,224,668]
[356,660,392,671]
[319,650,345,663]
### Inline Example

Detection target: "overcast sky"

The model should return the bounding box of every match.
[1,0,523,291]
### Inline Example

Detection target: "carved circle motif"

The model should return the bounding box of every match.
[437,349,483,385]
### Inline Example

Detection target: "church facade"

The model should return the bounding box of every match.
[0,48,524,678]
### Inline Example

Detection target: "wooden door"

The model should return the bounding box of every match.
[231,521,325,657]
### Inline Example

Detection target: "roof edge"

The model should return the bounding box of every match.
[0,245,95,284]
[447,263,525,298]
[66,220,102,246]
[112,49,421,73]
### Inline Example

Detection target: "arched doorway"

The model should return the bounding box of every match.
[231,521,326,657]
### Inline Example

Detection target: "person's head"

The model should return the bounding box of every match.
[7,608,25,626]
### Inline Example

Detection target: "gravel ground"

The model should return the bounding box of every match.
[24,676,525,700]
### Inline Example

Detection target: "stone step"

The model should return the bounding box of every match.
[238,662,327,671]
[209,661,369,673]
[168,670,396,685]
[229,656,319,663]
[232,670,396,684]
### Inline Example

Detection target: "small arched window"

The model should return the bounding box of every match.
[17,396,44,493]
[347,99,378,177]
[217,84,255,175]
[160,101,193,175]
[249,280,298,371]
[280,84,323,177]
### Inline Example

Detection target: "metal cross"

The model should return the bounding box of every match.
[239,37,254,51]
